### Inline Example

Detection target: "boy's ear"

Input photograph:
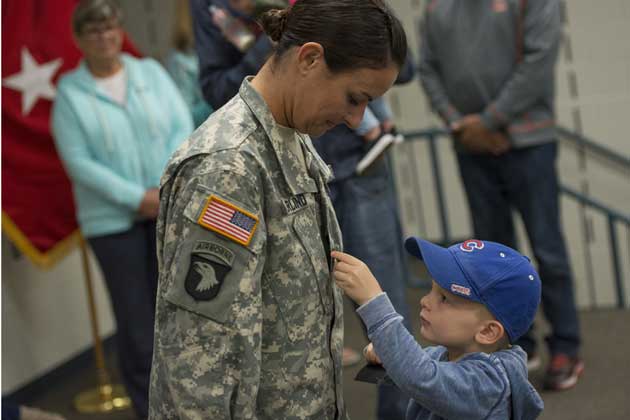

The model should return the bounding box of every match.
[475,320,505,346]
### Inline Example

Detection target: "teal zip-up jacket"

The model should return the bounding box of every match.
[52,53,194,237]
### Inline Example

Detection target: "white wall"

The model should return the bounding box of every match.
[1,235,115,393]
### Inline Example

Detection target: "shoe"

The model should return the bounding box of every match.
[526,350,542,372]
[543,353,584,391]
[342,347,362,367]
[355,133,396,175]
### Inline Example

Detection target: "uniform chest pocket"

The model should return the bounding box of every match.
[262,205,331,346]
[292,207,333,313]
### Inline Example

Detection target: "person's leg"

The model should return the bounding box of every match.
[333,162,410,420]
[88,223,158,418]
[456,152,518,247]
[2,399,20,420]
[456,151,539,356]
[505,143,581,357]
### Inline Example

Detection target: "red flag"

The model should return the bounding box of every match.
[2,0,140,268]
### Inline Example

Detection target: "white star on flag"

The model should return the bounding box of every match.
[2,47,63,115]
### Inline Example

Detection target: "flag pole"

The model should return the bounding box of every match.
[74,235,131,413]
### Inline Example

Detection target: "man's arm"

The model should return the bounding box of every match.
[190,0,273,109]
[480,0,561,130]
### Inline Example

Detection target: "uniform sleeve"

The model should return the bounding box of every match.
[51,87,145,211]
[417,9,463,126]
[480,0,561,129]
[358,294,506,420]
[190,0,273,109]
[150,161,266,419]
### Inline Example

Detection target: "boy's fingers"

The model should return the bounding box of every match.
[333,261,352,274]
[332,271,350,283]
[330,251,360,265]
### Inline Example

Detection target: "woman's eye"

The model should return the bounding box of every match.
[347,95,359,106]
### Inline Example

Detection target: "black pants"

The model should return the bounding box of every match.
[457,142,581,356]
[88,220,158,418]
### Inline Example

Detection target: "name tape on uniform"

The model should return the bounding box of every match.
[197,195,259,246]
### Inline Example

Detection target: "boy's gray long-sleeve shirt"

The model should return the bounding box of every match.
[418,0,560,147]
[357,293,544,420]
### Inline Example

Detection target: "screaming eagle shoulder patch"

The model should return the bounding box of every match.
[185,241,234,301]
[197,195,259,246]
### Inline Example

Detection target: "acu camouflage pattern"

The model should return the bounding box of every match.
[149,78,347,419]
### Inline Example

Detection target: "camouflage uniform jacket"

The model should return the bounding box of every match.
[149,77,347,419]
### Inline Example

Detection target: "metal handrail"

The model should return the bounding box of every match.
[556,126,630,170]
[395,126,630,308]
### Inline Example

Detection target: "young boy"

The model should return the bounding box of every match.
[332,237,545,420]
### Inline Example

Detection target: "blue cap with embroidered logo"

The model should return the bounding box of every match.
[404,237,541,343]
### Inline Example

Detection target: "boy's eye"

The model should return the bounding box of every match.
[440,294,447,303]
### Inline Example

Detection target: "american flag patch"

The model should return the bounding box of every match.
[197,195,259,246]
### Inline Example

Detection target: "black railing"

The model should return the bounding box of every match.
[393,126,630,308]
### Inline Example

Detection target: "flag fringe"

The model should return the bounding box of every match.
[2,211,81,270]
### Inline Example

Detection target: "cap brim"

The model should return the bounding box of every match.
[404,237,479,301]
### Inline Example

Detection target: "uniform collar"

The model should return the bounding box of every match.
[239,77,331,195]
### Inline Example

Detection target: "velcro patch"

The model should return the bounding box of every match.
[283,194,308,215]
[185,241,234,301]
[197,195,259,246]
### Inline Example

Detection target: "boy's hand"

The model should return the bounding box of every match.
[363,343,382,365]
[331,251,383,305]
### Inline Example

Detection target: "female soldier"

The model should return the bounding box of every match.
[149,1,407,418]
[51,0,193,417]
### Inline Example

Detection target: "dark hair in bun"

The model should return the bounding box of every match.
[259,8,289,43]
[259,0,407,73]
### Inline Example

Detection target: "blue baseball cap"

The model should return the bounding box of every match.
[404,237,541,343]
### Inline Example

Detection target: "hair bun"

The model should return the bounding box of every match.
[260,8,289,42]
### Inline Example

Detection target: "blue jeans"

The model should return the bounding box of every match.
[329,160,410,420]
[456,142,581,356]
[88,220,158,418]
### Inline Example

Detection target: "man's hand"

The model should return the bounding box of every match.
[138,188,160,220]
[363,343,382,365]
[451,114,510,156]
[331,251,383,306]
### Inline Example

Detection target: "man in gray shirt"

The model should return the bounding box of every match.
[418,0,583,391]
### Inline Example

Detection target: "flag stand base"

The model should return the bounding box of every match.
[74,236,132,414]
[74,384,131,413]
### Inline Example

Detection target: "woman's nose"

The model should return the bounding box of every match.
[344,104,368,129]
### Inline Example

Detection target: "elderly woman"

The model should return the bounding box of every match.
[51,0,193,417]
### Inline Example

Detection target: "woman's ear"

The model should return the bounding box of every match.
[296,42,325,76]
[475,320,505,346]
